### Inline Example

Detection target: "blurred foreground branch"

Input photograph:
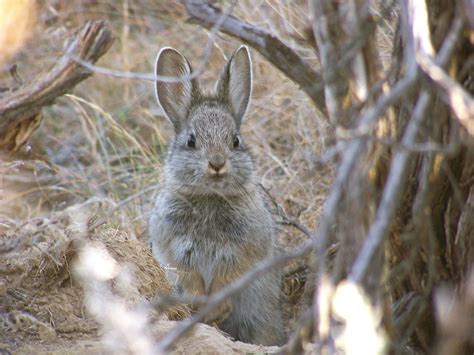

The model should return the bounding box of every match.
[0,20,113,151]
[308,0,473,351]
[349,4,464,283]
[156,240,312,352]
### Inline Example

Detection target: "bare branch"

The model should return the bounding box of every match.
[310,0,347,123]
[408,3,474,134]
[0,20,114,151]
[155,241,312,352]
[349,2,464,283]
[311,0,424,335]
[313,59,419,290]
[417,46,474,136]
[183,0,326,112]
[350,91,432,282]
[71,2,237,85]
[260,184,316,240]
[337,133,461,156]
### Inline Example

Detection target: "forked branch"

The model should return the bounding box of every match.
[0,20,114,151]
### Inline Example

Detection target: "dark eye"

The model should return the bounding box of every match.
[187,134,196,148]
[233,135,240,149]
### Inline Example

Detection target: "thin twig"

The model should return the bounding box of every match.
[349,1,464,283]
[308,0,425,338]
[260,184,315,240]
[184,0,326,112]
[155,241,312,352]
[71,1,238,84]
[312,55,419,335]
[337,133,461,156]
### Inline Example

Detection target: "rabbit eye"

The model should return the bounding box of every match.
[187,134,196,148]
[233,135,240,149]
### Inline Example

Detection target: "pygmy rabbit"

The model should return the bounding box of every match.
[149,45,285,345]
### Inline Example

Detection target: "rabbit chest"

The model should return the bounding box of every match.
[154,193,273,292]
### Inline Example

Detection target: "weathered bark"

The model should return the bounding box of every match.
[384,2,473,351]
[0,20,114,151]
[182,0,473,352]
[300,0,472,352]
[184,0,326,113]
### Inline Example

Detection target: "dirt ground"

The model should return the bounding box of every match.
[0,203,282,353]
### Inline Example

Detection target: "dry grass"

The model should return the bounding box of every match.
[1,0,332,244]
[0,0,337,351]
[7,1,467,354]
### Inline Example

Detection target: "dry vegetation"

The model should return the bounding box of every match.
[1,0,473,354]
[1,0,330,353]
[1,0,331,236]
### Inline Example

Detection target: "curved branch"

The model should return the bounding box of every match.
[184,0,326,112]
[0,20,114,151]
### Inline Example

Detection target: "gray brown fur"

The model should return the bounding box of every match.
[148,46,285,345]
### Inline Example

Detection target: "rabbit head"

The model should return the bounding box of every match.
[155,46,255,196]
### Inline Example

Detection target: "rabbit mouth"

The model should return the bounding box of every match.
[204,172,231,188]
[207,173,228,181]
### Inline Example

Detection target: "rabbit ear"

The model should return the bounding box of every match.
[155,47,197,132]
[215,46,252,127]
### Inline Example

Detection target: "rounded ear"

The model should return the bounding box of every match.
[155,47,197,132]
[215,45,252,127]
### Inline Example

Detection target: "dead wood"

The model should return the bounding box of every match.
[0,20,114,151]
[183,0,326,113]
[283,0,474,352]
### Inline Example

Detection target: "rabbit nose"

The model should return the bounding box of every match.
[208,154,227,175]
